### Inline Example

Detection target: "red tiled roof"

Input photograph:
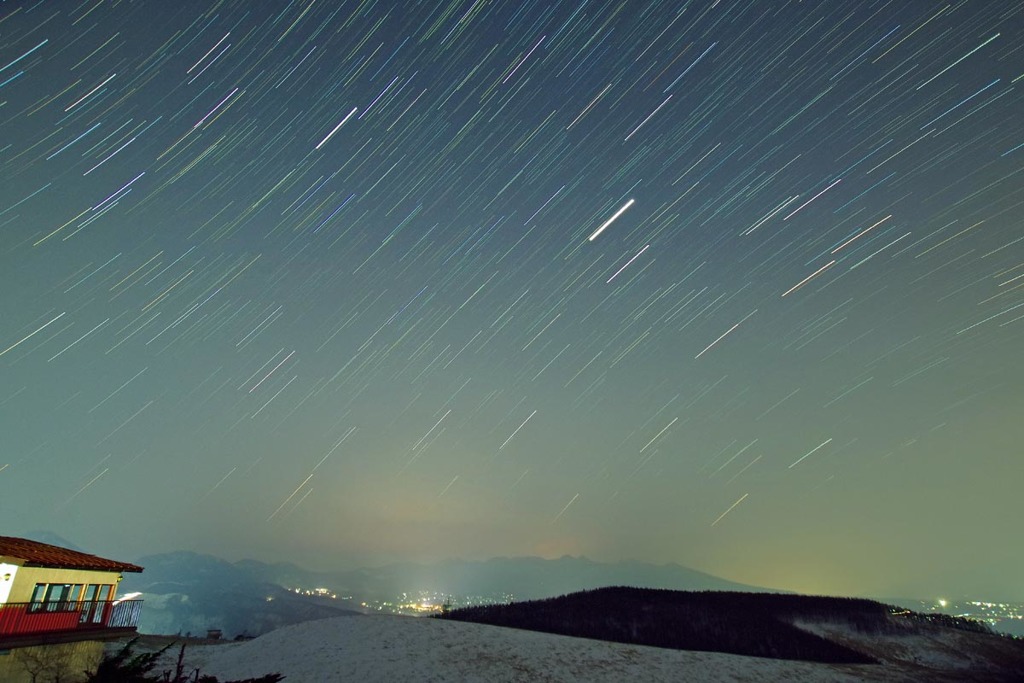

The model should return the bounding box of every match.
[0,537,143,573]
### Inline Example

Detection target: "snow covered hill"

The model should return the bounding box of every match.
[152,613,1024,682]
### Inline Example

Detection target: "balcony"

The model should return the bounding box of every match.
[0,599,143,647]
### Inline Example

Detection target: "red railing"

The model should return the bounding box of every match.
[0,600,143,638]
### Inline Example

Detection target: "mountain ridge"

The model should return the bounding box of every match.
[129,550,775,599]
[120,550,777,637]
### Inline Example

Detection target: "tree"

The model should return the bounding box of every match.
[15,643,88,683]
[84,639,170,683]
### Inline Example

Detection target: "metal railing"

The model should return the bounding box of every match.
[108,599,144,628]
[0,599,143,637]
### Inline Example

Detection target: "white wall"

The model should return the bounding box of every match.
[0,562,19,603]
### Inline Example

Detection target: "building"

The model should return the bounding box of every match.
[0,536,144,649]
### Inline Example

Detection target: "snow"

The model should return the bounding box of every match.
[161,613,901,683]
[793,618,1021,677]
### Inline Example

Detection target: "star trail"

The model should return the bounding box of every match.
[1,1,1022,599]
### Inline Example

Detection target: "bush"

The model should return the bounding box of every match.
[83,638,284,683]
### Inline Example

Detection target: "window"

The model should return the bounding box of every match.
[28,583,85,612]
[44,584,69,611]
[80,584,113,624]
[29,583,47,612]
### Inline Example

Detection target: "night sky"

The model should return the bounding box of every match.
[2,1,1022,600]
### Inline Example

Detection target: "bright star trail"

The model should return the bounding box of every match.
[0,1,1021,600]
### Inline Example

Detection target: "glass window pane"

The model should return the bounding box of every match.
[45,584,68,602]
[44,584,69,610]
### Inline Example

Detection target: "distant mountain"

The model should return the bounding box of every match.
[211,554,776,602]
[123,551,776,637]
[310,555,776,601]
[119,551,357,638]
[20,530,87,553]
